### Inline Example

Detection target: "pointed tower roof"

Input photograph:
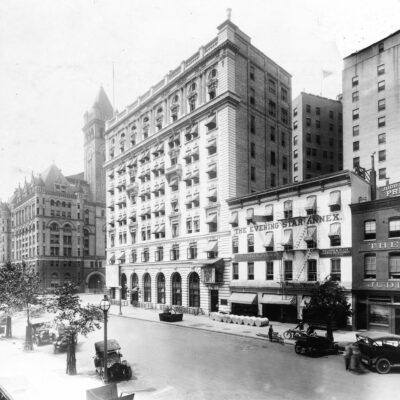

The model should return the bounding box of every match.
[92,86,113,119]
[40,164,71,188]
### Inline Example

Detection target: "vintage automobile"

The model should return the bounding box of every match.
[356,332,400,374]
[294,332,339,357]
[31,321,57,346]
[94,339,132,381]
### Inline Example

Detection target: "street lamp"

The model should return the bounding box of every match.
[99,295,111,383]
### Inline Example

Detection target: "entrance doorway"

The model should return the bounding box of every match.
[210,290,219,312]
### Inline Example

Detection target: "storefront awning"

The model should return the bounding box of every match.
[300,296,311,307]
[264,231,274,248]
[229,292,258,305]
[193,258,223,267]
[206,240,218,252]
[260,294,296,305]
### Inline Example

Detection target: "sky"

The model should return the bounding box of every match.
[1,0,400,201]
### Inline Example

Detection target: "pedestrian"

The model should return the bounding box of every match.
[350,343,362,373]
[343,343,353,371]
[295,320,304,331]
[268,325,274,342]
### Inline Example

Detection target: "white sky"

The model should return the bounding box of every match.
[1,0,399,201]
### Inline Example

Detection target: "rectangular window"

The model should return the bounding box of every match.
[268,79,276,94]
[378,116,386,127]
[282,156,287,170]
[389,256,400,279]
[268,101,276,117]
[353,141,359,151]
[379,150,386,162]
[378,133,386,144]
[251,166,256,181]
[250,88,255,105]
[281,108,289,124]
[306,118,311,127]
[353,125,359,136]
[307,260,317,281]
[284,260,293,281]
[232,236,239,254]
[352,109,359,120]
[271,151,276,166]
[389,219,400,237]
[352,76,359,87]
[248,262,254,280]
[379,42,384,53]
[293,135,298,146]
[247,234,254,253]
[293,107,298,117]
[232,263,239,280]
[315,120,320,128]
[294,162,298,172]
[353,157,360,168]
[316,135,321,145]
[364,220,376,240]
[377,64,385,75]
[306,104,311,113]
[352,91,359,102]
[364,254,376,279]
[250,142,256,158]
[281,87,288,102]
[378,98,386,111]
[329,110,334,119]
[306,133,311,142]
[271,173,276,187]
[378,80,385,92]
[266,261,274,280]
[186,218,192,234]
[270,126,275,141]
[379,168,386,180]
[293,150,298,159]
[331,259,341,282]
[316,107,320,115]
[293,121,298,130]
[250,66,255,80]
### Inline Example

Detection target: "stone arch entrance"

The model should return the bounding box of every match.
[86,272,105,293]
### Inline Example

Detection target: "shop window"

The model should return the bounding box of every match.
[364,254,376,279]
[389,218,400,238]
[331,259,341,281]
[364,220,376,240]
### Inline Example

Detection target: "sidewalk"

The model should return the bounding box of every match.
[80,294,358,349]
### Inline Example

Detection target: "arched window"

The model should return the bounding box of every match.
[50,223,59,231]
[51,273,58,279]
[143,273,151,302]
[62,201,66,208]
[63,224,72,232]
[157,273,165,304]
[188,272,200,308]
[64,273,71,281]
[171,273,182,306]
[50,199,55,206]
[131,273,139,304]
[121,273,127,300]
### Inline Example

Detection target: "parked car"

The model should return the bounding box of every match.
[94,339,132,381]
[294,332,339,357]
[31,321,57,346]
[356,332,400,374]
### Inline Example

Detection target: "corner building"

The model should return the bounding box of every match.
[227,171,370,327]
[104,18,292,314]
[343,30,400,185]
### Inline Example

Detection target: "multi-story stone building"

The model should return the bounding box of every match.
[0,202,11,264]
[351,185,400,334]
[343,30,400,185]
[9,88,112,292]
[104,17,292,313]
[226,170,371,327]
[292,92,343,182]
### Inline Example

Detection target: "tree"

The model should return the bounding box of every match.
[48,282,103,375]
[303,277,352,341]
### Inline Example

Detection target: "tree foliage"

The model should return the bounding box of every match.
[48,282,103,375]
[303,277,352,341]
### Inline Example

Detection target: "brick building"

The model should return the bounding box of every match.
[292,92,343,182]
[0,202,11,264]
[104,17,292,313]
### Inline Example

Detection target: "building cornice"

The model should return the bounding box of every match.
[350,196,400,213]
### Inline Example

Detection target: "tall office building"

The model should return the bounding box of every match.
[0,202,11,264]
[292,92,343,182]
[104,17,292,313]
[8,88,112,292]
[343,30,400,185]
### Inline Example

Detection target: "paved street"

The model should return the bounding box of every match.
[1,310,400,400]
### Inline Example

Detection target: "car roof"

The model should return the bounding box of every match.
[356,331,400,340]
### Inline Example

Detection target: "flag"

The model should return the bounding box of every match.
[322,69,334,79]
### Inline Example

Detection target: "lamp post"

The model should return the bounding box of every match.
[99,295,111,383]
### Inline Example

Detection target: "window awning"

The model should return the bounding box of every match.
[246,208,254,220]
[304,226,317,242]
[207,189,217,199]
[127,158,137,168]
[171,196,178,204]
[192,192,200,202]
[284,201,292,211]
[265,204,273,217]
[206,213,217,224]
[260,294,296,305]
[190,124,198,135]
[300,296,311,307]
[144,150,151,160]
[157,142,164,153]
[117,163,125,172]
[207,164,217,174]
[152,145,159,155]
[329,223,341,237]
[108,254,115,263]
[206,138,217,149]
[130,210,136,217]
[184,150,192,160]
[329,191,341,206]
[152,226,159,234]
[146,207,151,215]
[282,230,293,245]
[191,170,199,179]
[206,240,218,252]
[229,212,238,225]
[191,147,199,157]
[184,173,192,182]
[117,252,125,261]
[185,196,192,205]
[158,203,165,211]
[229,292,257,305]
[157,224,165,233]
[193,258,223,267]
[139,151,146,161]
[153,204,159,212]
[205,114,217,129]
[264,231,274,248]
[169,177,178,187]
[306,196,316,211]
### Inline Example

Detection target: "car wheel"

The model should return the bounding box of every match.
[376,358,391,374]
[124,367,132,380]
[294,344,303,354]
[283,331,291,340]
